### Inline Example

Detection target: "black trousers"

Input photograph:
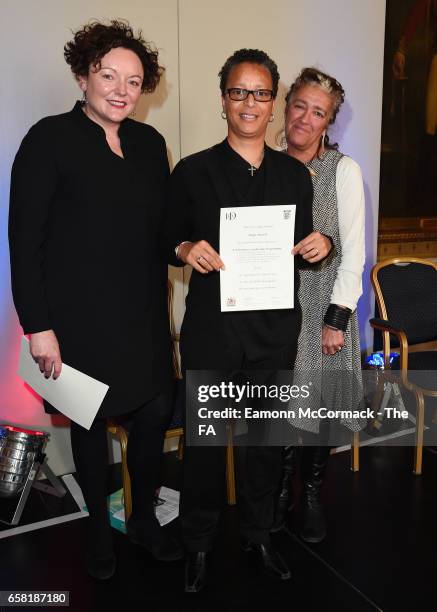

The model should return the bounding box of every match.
[70,391,173,556]
[181,344,297,552]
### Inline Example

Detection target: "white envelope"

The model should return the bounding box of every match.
[18,336,109,430]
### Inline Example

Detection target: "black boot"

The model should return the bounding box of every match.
[300,445,330,543]
[271,446,297,532]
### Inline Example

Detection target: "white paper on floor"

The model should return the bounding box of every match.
[112,486,180,527]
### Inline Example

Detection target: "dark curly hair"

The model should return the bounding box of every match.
[219,49,280,97]
[64,19,164,93]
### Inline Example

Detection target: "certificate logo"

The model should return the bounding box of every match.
[225,212,237,221]
[283,209,292,220]
[226,297,236,307]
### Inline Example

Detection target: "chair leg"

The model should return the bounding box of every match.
[413,391,425,475]
[226,426,236,506]
[351,432,360,472]
[177,434,184,461]
[116,426,132,521]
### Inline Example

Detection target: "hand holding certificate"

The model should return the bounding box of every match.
[220,204,296,312]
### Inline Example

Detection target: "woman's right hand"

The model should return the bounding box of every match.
[177,240,225,274]
[322,325,344,356]
[30,329,62,379]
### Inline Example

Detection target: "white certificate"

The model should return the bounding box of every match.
[18,336,109,430]
[220,204,296,312]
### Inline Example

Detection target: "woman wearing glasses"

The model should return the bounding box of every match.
[167,49,331,593]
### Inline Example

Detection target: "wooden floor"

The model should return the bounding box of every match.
[1,446,436,612]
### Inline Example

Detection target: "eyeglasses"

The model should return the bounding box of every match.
[226,88,274,102]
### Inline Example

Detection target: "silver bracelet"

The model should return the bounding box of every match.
[175,241,190,259]
[323,323,342,332]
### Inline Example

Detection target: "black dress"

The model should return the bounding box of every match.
[166,140,314,550]
[9,102,173,417]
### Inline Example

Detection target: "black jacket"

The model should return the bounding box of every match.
[9,102,172,416]
[166,140,313,369]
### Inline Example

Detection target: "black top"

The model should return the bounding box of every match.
[166,139,314,369]
[9,102,173,417]
[220,139,266,205]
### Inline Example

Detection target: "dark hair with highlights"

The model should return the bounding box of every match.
[218,48,280,97]
[285,67,345,150]
[64,19,164,93]
[285,67,345,125]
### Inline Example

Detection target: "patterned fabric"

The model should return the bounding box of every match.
[378,263,437,344]
[290,149,364,434]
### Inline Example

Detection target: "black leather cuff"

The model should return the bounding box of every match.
[323,304,352,332]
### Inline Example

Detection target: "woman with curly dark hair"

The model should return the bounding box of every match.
[9,20,181,579]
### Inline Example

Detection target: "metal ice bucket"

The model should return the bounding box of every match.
[0,426,49,498]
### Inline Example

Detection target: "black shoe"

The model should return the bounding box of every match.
[86,554,116,580]
[300,445,330,543]
[184,551,207,593]
[127,517,183,561]
[242,540,291,581]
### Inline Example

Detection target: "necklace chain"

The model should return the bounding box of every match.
[247,154,264,176]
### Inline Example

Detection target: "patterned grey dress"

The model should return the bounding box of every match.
[291,149,364,434]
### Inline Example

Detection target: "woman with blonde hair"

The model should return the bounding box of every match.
[274,67,365,542]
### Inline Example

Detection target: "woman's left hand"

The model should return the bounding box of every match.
[322,325,344,355]
[292,231,332,263]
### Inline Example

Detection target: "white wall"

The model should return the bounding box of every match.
[0,0,385,474]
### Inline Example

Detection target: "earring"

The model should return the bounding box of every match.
[319,130,326,156]
[221,111,227,120]
[269,114,274,123]
[81,90,87,105]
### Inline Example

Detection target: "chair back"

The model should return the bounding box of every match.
[371,257,437,345]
